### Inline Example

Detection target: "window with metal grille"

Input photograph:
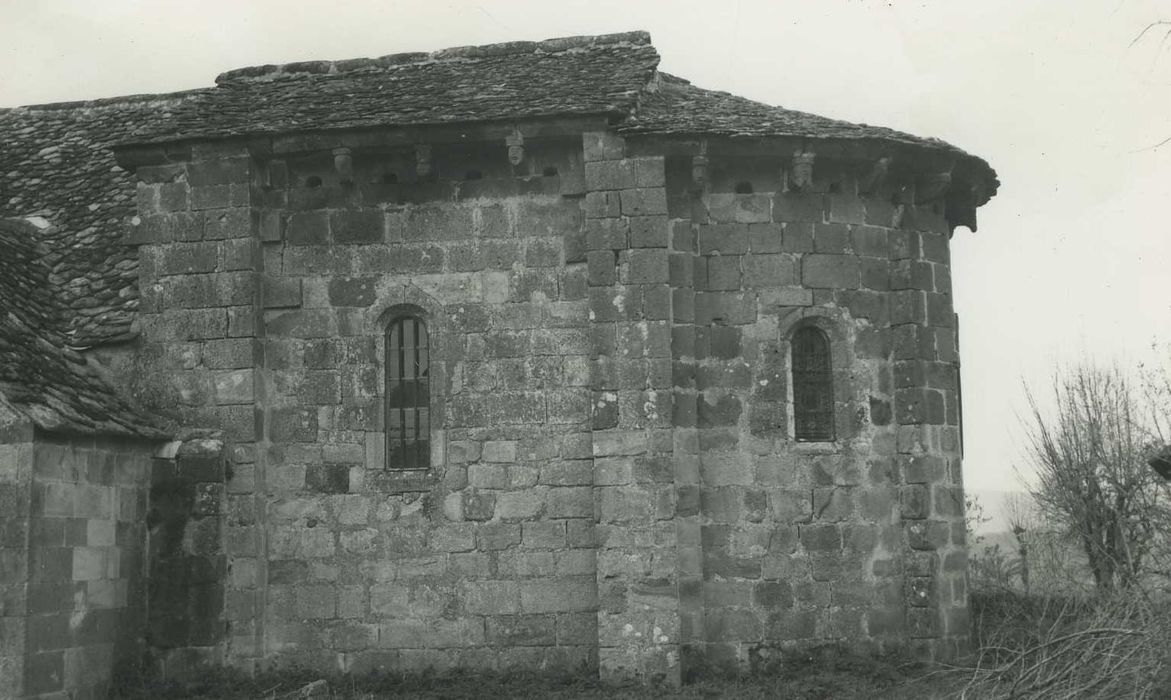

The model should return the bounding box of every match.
[792,326,834,441]
[385,316,430,469]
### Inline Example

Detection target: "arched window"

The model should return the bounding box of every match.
[792,326,834,441]
[385,316,430,469]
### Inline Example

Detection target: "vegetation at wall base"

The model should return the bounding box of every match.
[110,645,951,700]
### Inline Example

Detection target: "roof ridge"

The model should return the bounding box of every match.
[4,87,208,113]
[215,30,653,84]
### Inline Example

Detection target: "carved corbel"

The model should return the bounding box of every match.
[415,144,432,178]
[859,157,891,195]
[915,170,953,204]
[690,155,709,192]
[789,151,816,192]
[506,130,525,166]
[332,147,354,185]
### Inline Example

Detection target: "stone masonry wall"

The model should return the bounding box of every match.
[19,435,153,699]
[255,140,597,673]
[582,132,680,682]
[121,128,969,682]
[657,155,967,667]
[126,143,265,669]
[0,415,32,700]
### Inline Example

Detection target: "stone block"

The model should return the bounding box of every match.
[584,191,621,219]
[625,249,669,284]
[694,292,756,325]
[773,192,824,223]
[895,388,945,425]
[583,131,625,162]
[920,231,950,263]
[330,209,383,244]
[159,242,218,275]
[379,618,483,649]
[463,580,521,614]
[708,193,770,224]
[857,258,889,292]
[742,253,798,288]
[802,254,860,289]
[468,464,508,489]
[591,431,646,457]
[631,157,666,187]
[813,223,851,254]
[540,461,592,486]
[703,256,741,291]
[587,251,618,286]
[495,491,544,521]
[697,393,742,427]
[699,223,748,255]
[430,524,476,552]
[521,521,566,550]
[187,157,250,186]
[476,522,520,550]
[705,608,762,643]
[24,651,64,695]
[620,188,668,217]
[585,160,637,191]
[545,487,593,519]
[487,614,556,646]
[203,208,251,240]
[213,369,254,405]
[827,194,866,224]
[327,276,377,307]
[628,215,669,248]
[799,524,841,552]
[190,184,231,210]
[519,579,597,613]
[889,230,921,260]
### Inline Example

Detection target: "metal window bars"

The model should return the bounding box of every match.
[385,317,430,469]
[792,326,834,441]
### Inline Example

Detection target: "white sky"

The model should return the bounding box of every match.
[3,0,1171,492]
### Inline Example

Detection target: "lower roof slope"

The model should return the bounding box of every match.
[0,219,167,438]
[0,92,202,348]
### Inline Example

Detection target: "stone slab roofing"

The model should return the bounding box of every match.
[0,218,167,438]
[0,91,204,348]
[622,73,997,201]
[127,31,660,144]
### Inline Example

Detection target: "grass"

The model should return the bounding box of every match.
[111,644,958,700]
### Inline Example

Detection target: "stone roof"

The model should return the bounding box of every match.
[0,218,167,438]
[620,74,998,204]
[127,31,660,144]
[0,91,205,348]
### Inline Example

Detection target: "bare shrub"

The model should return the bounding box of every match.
[954,590,1171,699]
[1024,364,1171,592]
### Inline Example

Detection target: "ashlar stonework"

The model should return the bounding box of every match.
[0,31,997,697]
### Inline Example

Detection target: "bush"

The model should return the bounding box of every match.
[953,589,1171,699]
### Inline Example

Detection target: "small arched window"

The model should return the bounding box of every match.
[792,326,834,441]
[385,316,430,469]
